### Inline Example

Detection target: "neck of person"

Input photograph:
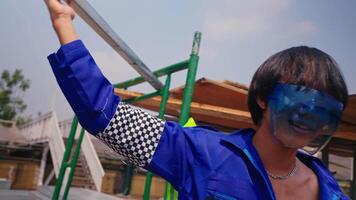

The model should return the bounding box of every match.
[252,120,298,176]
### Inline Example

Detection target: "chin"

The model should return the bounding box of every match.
[275,135,310,150]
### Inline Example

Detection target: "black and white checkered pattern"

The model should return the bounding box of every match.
[96,102,165,167]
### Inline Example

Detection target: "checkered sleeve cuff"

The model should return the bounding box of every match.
[96,102,165,167]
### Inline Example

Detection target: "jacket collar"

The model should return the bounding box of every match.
[297,152,344,199]
[220,129,344,200]
[221,129,276,200]
[220,128,256,150]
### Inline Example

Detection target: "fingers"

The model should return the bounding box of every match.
[44,0,62,9]
[43,0,57,6]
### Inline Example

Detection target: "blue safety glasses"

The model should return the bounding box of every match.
[268,83,344,136]
[267,83,344,154]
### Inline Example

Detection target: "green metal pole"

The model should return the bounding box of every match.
[143,172,154,199]
[62,128,86,200]
[121,89,164,197]
[164,32,201,200]
[143,75,172,200]
[52,117,79,200]
[178,32,201,124]
[114,60,189,89]
[164,182,171,200]
[125,91,161,104]
[123,164,134,195]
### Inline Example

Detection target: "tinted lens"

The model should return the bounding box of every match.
[268,83,343,136]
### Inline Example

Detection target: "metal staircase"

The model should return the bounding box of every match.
[19,111,104,192]
[71,154,96,190]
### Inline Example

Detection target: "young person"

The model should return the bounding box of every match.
[44,0,349,199]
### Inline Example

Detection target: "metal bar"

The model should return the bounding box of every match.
[177,32,201,125]
[174,190,178,200]
[124,90,161,104]
[114,60,189,89]
[123,164,134,195]
[121,91,162,196]
[52,117,79,200]
[62,128,86,200]
[158,75,172,119]
[143,172,154,200]
[68,0,163,90]
[143,75,172,200]
[164,31,201,200]
[164,183,171,200]
[38,144,50,186]
[44,169,55,186]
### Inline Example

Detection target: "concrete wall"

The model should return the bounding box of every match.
[0,160,40,190]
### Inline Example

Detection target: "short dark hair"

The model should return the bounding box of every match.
[248,46,348,125]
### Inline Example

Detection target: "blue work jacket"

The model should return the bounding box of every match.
[47,40,349,200]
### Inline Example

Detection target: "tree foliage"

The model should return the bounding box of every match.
[0,69,30,125]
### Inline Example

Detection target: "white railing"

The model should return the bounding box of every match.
[20,111,65,177]
[20,112,104,191]
[20,112,50,143]
[50,113,67,177]
[81,133,105,191]
[58,118,80,139]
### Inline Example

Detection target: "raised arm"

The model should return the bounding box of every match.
[44,0,78,45]
[44,0,209,192]
[45,0,120,135]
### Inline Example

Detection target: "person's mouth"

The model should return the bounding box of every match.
[289,120,315,134]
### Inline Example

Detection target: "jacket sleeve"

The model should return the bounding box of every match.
[48,40,120,135]
[47,40,207,191]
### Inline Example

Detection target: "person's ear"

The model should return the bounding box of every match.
[256,96,267,110]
